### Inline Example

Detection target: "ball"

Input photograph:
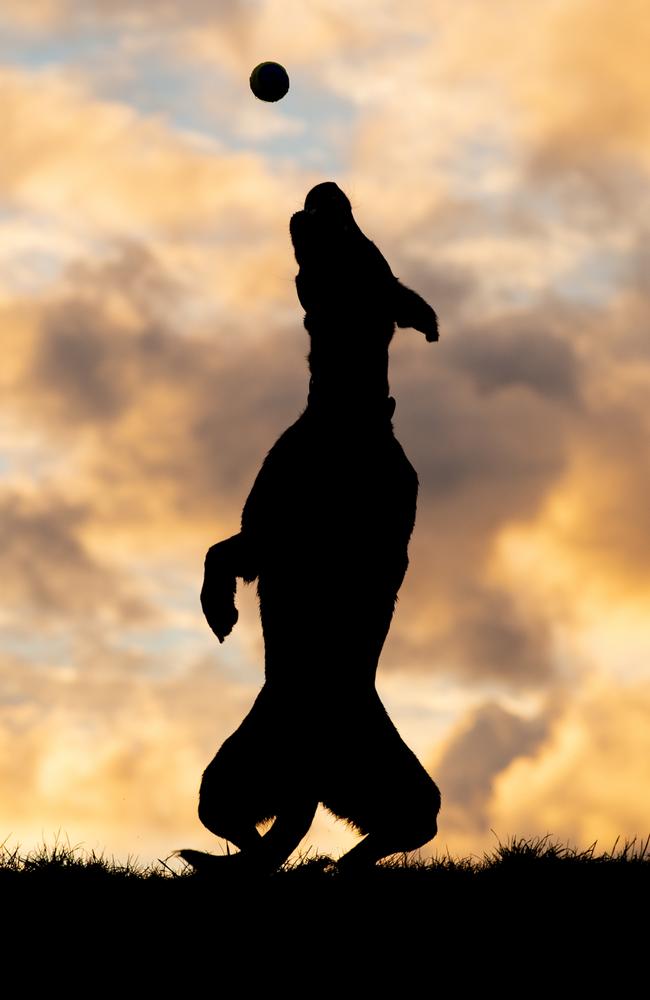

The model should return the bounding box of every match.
[249,62,290,102]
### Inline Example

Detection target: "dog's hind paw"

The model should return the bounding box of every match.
[177,848,242,873]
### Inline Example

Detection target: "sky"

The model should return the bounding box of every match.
[1,0,649,866]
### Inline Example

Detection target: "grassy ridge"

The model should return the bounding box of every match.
[3,834,647,978]
[2,832,648,891]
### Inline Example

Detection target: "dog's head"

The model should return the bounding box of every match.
[290,182,438,342]
[290,182,396,323]
[290,183,360,271]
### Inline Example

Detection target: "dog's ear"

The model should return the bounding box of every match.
[393,281,439,342]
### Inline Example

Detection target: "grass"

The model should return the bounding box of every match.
[2,831,648,893]
[3,833,647,974]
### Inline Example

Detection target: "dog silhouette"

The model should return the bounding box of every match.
[181,182,441,874]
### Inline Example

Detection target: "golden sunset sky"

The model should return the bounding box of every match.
[2,0,649,865]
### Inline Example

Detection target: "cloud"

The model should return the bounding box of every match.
[0,648,261,859]
[0,489,152,625]
[5,163,635,700]
[431,700,554,832]
[7,234,591,690]
[524,0,650,170]
[0,65,298,238]
[427,679,650,856]
[490,680,650,846]
[446,319,580,403]
[437,584,556,686]
[4,241,307,541]
[0,1,60,28]
[378,303,583,684]
[2,0,650,862]
[494,403,650,614]
[2,10,643,706]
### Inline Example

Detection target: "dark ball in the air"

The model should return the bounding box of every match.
[249,62,290,102]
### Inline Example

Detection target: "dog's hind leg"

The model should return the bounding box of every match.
[181,693,318,876]
[325,707,441,872]
[335,789,440,872]
[335,823,437,872]
[335,787,440,872]
[180,799,318,876]
[245,798,318,872]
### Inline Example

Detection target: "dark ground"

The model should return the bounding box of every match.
[3,835,646,986]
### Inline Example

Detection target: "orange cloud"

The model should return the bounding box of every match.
[526,0,650,167]
[0,1,61,28]
[0,488,153,624]
[0,651,262,861]
[491,679,650,846]
[2,1,650,863]
[0,66,297,237]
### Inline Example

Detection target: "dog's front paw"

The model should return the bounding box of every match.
[423,312,439,343]
[200,586,239,643]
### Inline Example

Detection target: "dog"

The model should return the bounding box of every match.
[181,182,441,874]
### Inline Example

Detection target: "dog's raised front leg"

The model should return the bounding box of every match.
[200,533,256,643]
[393,280,439,342]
